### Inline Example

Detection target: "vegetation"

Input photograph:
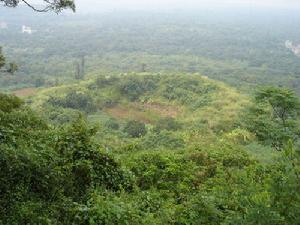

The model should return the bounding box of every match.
[0,4,300,224]
[0,47,18,74]
[124,120,147,138]
[242,87,300,150]
[1,83,300,223]
[0,72,297,224]
[1,9,300,94]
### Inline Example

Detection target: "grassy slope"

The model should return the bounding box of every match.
[28,72,277,163]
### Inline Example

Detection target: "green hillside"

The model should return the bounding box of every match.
[1,72,300,224]
[29,73,249,150]
[1,4,300,225]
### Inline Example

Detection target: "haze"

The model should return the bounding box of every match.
[74,0,300,12]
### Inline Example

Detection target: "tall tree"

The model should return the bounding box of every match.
[255,86,300,126]
[0,48,18,75]
[81,55,85,77]
[0,47,5,69]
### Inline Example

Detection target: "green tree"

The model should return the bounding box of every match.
[74,56,85,80]
[0,47,5,69]
[243,87,300,149]
[255,87,300,126]
[7,63,18,75]
[0,50,18,75]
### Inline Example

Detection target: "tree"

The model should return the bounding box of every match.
[81,55,85,77]
[243,86,300,150]
[74,61,81,80]
[0,49,18,75]
[0,47,5,69]
[74,56,85,80]
[0,0,75,13]
[255,87,300,126]
[7,62,18,75]
[141,63,147,72]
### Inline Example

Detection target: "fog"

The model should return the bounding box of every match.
[74,0,300,12]
[23,0,300,13]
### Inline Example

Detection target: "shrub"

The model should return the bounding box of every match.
[154,117,182,132]
[175,195,223,225]
[48,91,96,112]
[124,120,147,138]
[87,192,143,225]
[104,118,120,130]
[129,152,198,192]
[119,76,157,101]
[141,131,185,150]
[95,76,120,88]
[0,93,23,113]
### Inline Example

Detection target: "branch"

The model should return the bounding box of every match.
[21,0,52,12]
[1,0,75,13]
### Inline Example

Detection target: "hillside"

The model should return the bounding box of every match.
[29,73,249,151]
[1,72,299,224]
[1,3,300,224]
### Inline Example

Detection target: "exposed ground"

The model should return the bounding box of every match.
[12,88,37,97]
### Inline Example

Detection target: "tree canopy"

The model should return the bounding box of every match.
[255,86,300,126]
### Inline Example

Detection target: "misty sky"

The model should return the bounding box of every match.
[74,0,300,11]
[24,0,300,12]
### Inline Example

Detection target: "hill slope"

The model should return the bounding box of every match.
[29,72,249,149]
[2,73,300,224]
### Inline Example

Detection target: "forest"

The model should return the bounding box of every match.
[1,7,300,93]
[0,2,300,225]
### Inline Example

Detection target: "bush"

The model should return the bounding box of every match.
[119,76,157,101]
[48,91,96,112]
[104,118,120,130]
[175,195,223,225]
[87,192,143,225]
[0,93,23,113]
[95,76,120,88]
[154,117,182,132]
[129,152,198,192]
[141,131,185,150]
[124,120,147,138]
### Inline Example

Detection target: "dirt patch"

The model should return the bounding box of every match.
[142,102,180,118]
[105,105,153,124]
[12,88,37,97]
[104,102,181,124]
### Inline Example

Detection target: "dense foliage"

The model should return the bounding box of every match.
[1,72,299,224]
[242,87,300,150]
[1,5,300,224]
[0,98,132,224]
